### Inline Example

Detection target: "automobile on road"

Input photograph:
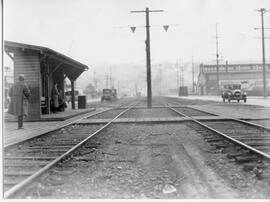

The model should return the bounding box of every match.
[221,84,247,103]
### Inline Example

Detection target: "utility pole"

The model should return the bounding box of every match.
[159,65,162,96]
[182,63,184,86]
[109,67,113,89]
[93,70,97,91]
[118,80,120,95]
[180,60,184,86]
[192,54,195,95]
[106,75,109,89]
[176,61,179,89]
[131,8,164,108]
[215,24,220,95]
[255,8,269,98]
[135,83,138,96]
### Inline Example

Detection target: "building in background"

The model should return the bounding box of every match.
[197,63,270,96]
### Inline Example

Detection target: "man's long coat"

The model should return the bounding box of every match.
[8,81,30,116]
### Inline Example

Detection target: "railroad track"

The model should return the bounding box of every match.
[5,96,270,198]
[5,100,134,148]
[164,97,270,129]
[162,97,270,162]
[4,100,140,198]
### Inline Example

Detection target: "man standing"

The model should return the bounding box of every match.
[51,82,59,113]
[8,75,30,129]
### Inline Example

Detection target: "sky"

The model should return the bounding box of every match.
[3,0,270,92]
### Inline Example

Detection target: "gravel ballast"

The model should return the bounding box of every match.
[88,109,125,119]
[9,97,270,199]
[120,108,181,118]
[26,122,270,199]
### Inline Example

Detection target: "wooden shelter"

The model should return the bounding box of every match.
[4,41,88,120]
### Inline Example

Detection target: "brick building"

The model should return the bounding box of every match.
[197,63,270,96]
[4,41,88,120]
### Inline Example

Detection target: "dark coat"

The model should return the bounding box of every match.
[8,81,30,116]
[51,85,59,108]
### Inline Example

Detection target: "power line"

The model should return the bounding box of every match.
[113,24,179,29]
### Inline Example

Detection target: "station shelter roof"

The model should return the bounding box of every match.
[4,40,88,81]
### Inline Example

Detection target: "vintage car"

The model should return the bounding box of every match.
[101,89,117,102]
[221,84,247,103]
[111,89,118,100]
[65,90,79,103]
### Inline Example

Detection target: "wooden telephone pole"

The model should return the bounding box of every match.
[131,8,164,108]
[215,24,220,95]
[255,8,269,98]
[192,54,195,95]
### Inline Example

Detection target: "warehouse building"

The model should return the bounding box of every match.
[197,63,270,96]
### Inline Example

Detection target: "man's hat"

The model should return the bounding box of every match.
[18,74,25,81]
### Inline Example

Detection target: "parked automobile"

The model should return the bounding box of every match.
[111,89,117,100]
[101,89,117,101]
[65,90,79,103]
[221,84,247,103]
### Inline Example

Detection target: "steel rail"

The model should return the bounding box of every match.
[163,103,270,160]
[185,104,270,131]
[165,97,270,131]
[4,102,132,148]
[232,118,270,131]
[4,102,138,198]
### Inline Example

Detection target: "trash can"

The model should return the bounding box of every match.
[178,86,188,96]
[78,95,87,109]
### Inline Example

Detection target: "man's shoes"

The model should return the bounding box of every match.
[18,127,24,129]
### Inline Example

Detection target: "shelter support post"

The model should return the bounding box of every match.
[46,65,51,114]
[71,80,75,109]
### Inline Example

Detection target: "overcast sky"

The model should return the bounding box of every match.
[4,0,270,64]
[3,0,270,91]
